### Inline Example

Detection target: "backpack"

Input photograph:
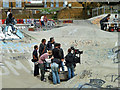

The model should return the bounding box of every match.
[65,53,74,63]
[58,48,62,59]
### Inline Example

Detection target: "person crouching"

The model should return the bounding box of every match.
[65,48,75,79]
[38,51,52,82]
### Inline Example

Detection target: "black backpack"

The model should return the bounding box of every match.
[65,53,74,63]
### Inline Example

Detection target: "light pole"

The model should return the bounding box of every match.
[68,3,72,20]
[82,3,85,19]
[65,1,72,20]
[11,2,13,12]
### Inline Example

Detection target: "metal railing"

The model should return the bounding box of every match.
[92,6,119,17]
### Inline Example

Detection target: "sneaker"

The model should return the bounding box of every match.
[53,83,57,85]
[43,78,46,82]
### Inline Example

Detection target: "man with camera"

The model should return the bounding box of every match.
[65,47,83,79]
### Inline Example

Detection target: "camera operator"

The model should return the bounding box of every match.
[65,48,75,79]
[38,51,52,82]
[71,46,83,66]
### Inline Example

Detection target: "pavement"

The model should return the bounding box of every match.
[0,17,119,88]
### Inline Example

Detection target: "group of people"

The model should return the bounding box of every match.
[32,37,75,85]
[100,14,119,30]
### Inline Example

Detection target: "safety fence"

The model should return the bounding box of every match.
[92,6,119,17]
[0,19,73,25]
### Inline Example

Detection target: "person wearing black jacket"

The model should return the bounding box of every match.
[39,39,47,56]
[47,37,55,51]
[33,45,39,77]
[100,14,110,30]
[58,43,64,71]
[51,43,61,84]
[6,13,15,31]
[65,48,75,79]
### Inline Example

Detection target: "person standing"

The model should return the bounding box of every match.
[51,43,61,84]
[7,8,11,17]
[47,37,55,51]
[38,51,52,82]
[113,14,119,30]
[6,13,15,31]
[39,39,47,56]
[41,15,45,27]
[58,43,64,71]
[33,45,39,77]
[65,48,75,79]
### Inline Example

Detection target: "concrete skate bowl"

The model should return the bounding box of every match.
[45,20,118,40]
[1,20,119,88]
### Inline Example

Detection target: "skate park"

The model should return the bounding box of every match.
[0,1,120,89]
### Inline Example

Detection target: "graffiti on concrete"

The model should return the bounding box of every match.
[80,70,92,79]
[104,73,120,82]
[73,79,105,89]
[108,46,120,63]
[70,40,99,47]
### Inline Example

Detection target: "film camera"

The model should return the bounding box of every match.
[71,47,83,54]
[71,47,83,64]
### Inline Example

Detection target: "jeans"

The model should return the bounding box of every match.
[67,64,74,79]
[51,63,60,84]
[41,21,45,26]
[115,23,117,29]
[38,63,45,81]
[60,61,64,71]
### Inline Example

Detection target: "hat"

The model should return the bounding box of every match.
[47,50,52,55]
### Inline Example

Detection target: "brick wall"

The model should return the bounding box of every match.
[58,8,83,19]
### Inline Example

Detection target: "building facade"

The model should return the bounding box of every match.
[0,0,82,9]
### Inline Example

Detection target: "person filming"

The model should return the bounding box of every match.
[65,48,75,79]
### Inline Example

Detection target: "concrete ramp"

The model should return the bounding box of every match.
[0,26,24,41]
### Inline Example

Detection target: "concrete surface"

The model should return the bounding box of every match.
[0,19,119,88]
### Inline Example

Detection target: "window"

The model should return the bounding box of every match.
[63,0,66,7]
[3,0,9,8]
[44,0,47,7]
[51,0,54,7]
[56,0,59,7]
[16,0,22,8]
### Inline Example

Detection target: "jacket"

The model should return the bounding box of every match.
[39,43,47,56]
[65,53,75,67]
[47,41,54,50]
